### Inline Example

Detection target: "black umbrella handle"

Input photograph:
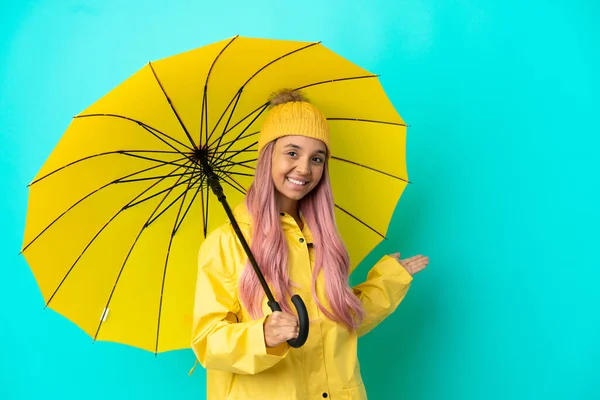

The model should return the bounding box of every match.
[268,294,309,348]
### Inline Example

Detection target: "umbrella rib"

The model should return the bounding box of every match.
[175,174,205,234]
[76,114,194,152]
[207,74,379,148]
[208,41,319,150]
[128,172,198,210]
[21,156,190,253]
[295,74,379,91]
[205,90,242,148]
[201,35,239,148]
[327,118,407,127]
[148,62,197,149]
[217,170,255,178]
[209,104,267,162]
[207,105,268,150]
[168,159,204,234]
[216,158,257,171]
[43,162,190,308]
[334,204,386,239]
[218,157,257,166]
[213,140,258,171]
[203,181,210,237]
[202,87,208,149]
[331,156,410,183]
[118,170,196,183]
[154,227,178,355]
[211,131,258,151]
[145,174,202,227]
[208,90,243,163]
[30,150,184,186]
[200,176,206,238]
[217,174,247,196]
[138,124,191,156]
[242,41,321,91]
[92,166,194,342]
[212,161,254,179]
[212,148,257,155]
[155,170,205,353]
[120,151,191,169]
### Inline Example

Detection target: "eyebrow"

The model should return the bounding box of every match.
[284,143,327,155]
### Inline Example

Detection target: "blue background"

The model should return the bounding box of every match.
[1,0,598,399]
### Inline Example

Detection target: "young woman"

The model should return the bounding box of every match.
[191,89,428,399]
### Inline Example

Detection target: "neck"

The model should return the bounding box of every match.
[276,194,303,228]
[277,195,298,217]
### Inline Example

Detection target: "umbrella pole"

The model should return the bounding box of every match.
[198,151,309,348]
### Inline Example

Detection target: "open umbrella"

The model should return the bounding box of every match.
[21,35,408,354]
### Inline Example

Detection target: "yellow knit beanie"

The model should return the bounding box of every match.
[258,89,330,156]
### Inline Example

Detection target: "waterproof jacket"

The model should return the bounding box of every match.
[191,203,413,399]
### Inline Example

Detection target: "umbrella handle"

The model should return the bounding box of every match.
[268,294,309,348]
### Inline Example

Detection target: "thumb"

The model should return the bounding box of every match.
[390,252,400,259]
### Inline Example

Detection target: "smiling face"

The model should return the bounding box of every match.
[270,135,327,212]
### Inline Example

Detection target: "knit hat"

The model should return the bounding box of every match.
[258,89,330,156]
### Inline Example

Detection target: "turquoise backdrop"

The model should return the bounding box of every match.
[1,0,598,399]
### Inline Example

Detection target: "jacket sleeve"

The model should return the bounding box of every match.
[191,226,290,375]
[353,255,413,337]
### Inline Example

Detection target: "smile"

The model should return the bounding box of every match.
[287,177,307,186]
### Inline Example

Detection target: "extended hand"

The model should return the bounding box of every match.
[390,253,429,276]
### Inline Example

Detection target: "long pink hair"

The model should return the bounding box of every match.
[238,140,365,331]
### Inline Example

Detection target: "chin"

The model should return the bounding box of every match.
[275,186,309,202]
[283,191,307,201]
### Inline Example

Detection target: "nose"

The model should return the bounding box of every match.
[295,157,311,176]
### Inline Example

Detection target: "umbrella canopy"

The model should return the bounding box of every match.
[21,35,408,354]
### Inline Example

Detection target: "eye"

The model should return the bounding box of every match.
[287,151,298,157]
[312,156,324,164]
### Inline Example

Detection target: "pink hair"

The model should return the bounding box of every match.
[238,141,365,331]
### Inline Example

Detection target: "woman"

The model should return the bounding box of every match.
[191,89,428,399]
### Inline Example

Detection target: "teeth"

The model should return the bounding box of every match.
[287,177,306,186]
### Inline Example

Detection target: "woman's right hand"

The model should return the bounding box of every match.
[263,311,299,348]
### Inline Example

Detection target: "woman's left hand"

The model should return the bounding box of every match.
[389,253,429,276]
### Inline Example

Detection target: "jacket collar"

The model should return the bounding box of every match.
[232,202,314,244]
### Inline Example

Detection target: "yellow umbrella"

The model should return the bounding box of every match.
[21,35,408,354]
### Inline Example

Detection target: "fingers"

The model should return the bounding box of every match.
[411,255,429,265]
[268,311,299,328]
[390,254,427,265]
[264,311,300,347]
[403,255,426,263]
[275,326,299,339]
[402,255,429,275]
[391,254,429,275]
[266,327,298,347]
